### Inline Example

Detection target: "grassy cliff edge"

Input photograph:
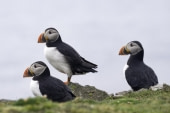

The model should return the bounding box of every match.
[0,84,170,113]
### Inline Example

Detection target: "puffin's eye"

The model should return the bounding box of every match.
[34,65,37,68]
[130,43,133,47]
[49,31,52,34]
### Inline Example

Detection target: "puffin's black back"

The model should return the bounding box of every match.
[38,76,76,102]
[125,60,158,91]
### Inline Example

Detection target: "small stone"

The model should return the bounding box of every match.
[150,84,163,91]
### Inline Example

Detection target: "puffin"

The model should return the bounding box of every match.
[119,41,158,91]
[23,61,76,102]
[37,28,97,85]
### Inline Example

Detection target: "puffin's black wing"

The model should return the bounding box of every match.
[39,76,75,102]
[125,64,158,91]
[143,64,158,85]
[57,42,97,74]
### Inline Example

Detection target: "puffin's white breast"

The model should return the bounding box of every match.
[30,80,42,96]
[123,64,129,75]
[44,46,72,76]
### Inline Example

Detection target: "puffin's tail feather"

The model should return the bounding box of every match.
[74,57,98,74]
[75,67,97,74]
[81,57,97,69]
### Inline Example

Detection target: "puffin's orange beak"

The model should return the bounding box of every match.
[119,46,130,55]
[119,46,125,55]
[23,68,32,78]
[38,33,46,43]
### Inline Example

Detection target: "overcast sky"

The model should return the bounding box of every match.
[0,0,170,100]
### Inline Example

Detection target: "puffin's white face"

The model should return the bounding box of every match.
[119,41,143,55]
[29,63,46,76]
[126,42,142,55]
[44,28,60,42]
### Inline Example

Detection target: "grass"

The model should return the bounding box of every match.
[1,85,170,113]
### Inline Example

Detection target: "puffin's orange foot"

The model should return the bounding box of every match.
[64,77,71,85]
[64,81,69,85]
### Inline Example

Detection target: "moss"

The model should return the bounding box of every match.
[14,97,49,106]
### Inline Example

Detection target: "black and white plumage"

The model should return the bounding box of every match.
[23,61,76,102]
[38,28,97,84]
[119,41,158,91]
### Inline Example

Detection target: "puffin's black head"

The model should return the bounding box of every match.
[23,61,50,78]
[38,27,60,43]
[119,41,144,55]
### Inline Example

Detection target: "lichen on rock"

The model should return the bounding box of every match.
[68,82,110,101]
